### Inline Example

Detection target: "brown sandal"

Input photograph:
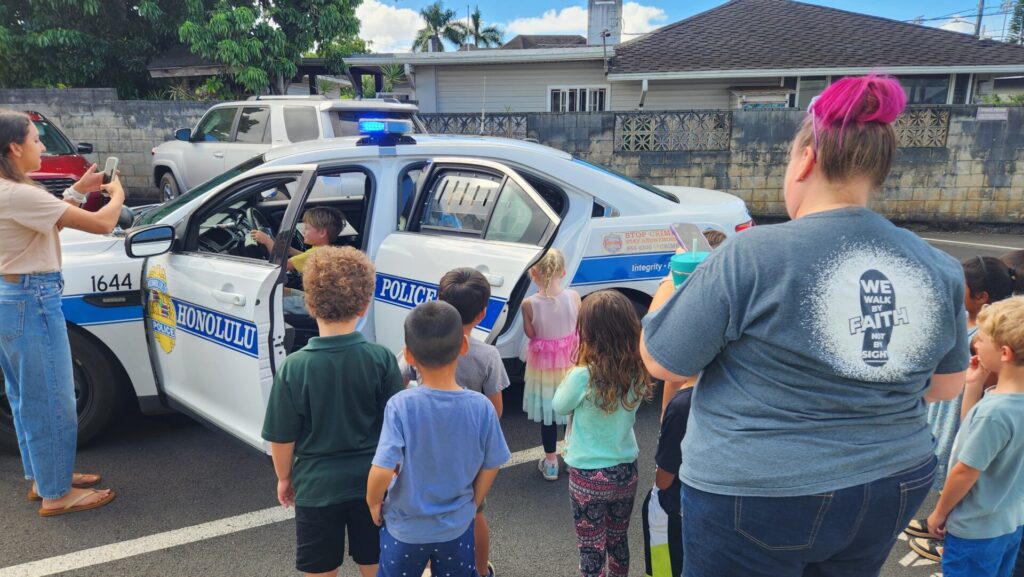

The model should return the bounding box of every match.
[27,473,102,501]
[38,489,116,517]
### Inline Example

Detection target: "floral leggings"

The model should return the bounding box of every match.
[568,462,639,577]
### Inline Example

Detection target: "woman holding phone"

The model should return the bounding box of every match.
[0,109,124,516]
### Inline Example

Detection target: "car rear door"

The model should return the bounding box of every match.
[221,105,272,171]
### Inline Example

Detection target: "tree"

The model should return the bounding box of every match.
[412,2,465,52]
[455,7,503,48]
[178,0,361,95]
[1009,0,1024,44]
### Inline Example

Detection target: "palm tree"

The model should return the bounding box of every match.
[456,7,503,48]
[412,2,465,52]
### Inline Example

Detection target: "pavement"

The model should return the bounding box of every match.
[0,230,1021,577]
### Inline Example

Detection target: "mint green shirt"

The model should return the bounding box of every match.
[552,367,640,470]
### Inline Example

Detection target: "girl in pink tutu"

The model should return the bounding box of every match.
[521,248,581,481]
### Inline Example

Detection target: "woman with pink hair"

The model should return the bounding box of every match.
[641,75,969,576]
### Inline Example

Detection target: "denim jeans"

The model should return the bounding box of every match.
[681,456,937,577]
[0,272,77,500]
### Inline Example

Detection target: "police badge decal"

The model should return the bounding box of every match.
[146,265,177,354]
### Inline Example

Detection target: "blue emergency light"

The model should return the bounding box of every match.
[356,118,416,146]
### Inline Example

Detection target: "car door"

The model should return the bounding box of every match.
[222,105,272,172]
[185,106,238,187]
[373,158,560,354]
[141,165,317,450]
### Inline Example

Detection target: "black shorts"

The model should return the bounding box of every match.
[295,500,380,572]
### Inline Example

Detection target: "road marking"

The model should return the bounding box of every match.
[0,442,563,577]
[922,237,1023,251]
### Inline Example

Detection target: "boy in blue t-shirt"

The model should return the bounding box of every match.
[367,301,511,577]
[924,297,1024,577]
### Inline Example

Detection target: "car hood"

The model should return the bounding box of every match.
[656,186,748,213]
[60,228,123,256]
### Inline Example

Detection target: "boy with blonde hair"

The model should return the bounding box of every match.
[252,206,345,272]
[926,296,1024,577]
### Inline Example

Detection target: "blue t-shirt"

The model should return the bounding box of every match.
[372,386,511,544]
[643,207,970,497]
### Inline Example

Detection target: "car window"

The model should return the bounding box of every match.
[421,169,501,236]
[234,106,271,144]
[485,178,551,245]
[308,172,368,200]
[33,120,74,155]
[138,155,267,226]
[283,106,319,143]
[194,107,237,142]
[398,165,424,230]
[330,111,418,137]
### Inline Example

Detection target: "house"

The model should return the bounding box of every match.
[343,0,1024,113]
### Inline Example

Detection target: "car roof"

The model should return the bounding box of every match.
[210,98,419,113]
[263,134,573,164]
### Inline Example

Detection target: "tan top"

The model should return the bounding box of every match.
[0,178,70,274]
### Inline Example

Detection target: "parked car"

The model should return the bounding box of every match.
[25,111,102,209]
[1,121,754,452]
[151,95,425,201]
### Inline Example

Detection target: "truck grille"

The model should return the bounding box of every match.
[32,177,75,197]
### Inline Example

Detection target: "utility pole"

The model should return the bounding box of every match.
[975,0,985,37]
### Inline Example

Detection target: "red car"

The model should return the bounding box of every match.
[26,111,104,210]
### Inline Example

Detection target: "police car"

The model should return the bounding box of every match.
[0,121,752,452]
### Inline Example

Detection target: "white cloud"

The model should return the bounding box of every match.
[356,0,424,53]
[503,2,667,38]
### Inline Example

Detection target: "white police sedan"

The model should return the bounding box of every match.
[0,121,752,451]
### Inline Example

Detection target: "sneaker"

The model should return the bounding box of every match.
[538,457,558,481]
[908,537,943,562]
[482,561,495,577]
[904,517,934,539]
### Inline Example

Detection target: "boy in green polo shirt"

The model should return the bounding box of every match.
[262,246,403,577]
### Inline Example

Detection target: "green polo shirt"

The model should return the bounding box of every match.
[262,332,403,507]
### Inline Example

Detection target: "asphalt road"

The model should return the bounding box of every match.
[0,231,1021,577]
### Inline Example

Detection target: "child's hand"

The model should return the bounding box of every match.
[276,478,295,508]
[250,230,272,247]
[926,510,947,539]
[965,355,990,390]
[369,502,383,526]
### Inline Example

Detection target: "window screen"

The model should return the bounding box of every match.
[421,170,502,235]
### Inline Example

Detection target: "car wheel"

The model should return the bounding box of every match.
[0,330,124,454]
[159,172,180,202]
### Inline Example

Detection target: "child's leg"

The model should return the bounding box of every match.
[474,509,491,576]
[295,504,346,577]
[377,526,432,577]
[943,529,1024,577]
[344,500,381,577]
[429,520,476,577]
[604,462,639,577]
[541,422,558,462]
[569,467,610,577]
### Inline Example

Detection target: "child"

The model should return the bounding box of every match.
[922,297,1024,577]
[552,290,652,577]
[642,380,692,577]
[522,248,581,480]
[367,301,511,577]
[397,267,510,577]
[1002,250,1024,296]
[261,246,404,577]
[251,206,345,273]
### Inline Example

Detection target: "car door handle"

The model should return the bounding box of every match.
[212,289,245,306]
[213,151,224,158]
[481,273,504,287]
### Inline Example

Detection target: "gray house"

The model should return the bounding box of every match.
[345,0,1024,113]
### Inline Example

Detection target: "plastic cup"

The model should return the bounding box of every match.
[670,252,710,288]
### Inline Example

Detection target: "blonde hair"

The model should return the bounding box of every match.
[303,207,346,240]
[976,296,1024,366]
[303,246,375,322]
[531,248,566,291]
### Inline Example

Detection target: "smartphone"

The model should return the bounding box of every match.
[102,156,119,184]
[669,223,712,254]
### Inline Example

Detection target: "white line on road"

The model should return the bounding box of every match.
[921,237,1023,251]
[0,442,563,577]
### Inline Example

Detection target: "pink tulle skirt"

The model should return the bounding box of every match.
[523,333,578,425]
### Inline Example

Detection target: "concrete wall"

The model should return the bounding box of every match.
[0,88,211,199]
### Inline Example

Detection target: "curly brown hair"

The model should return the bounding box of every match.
[575,290,651,414]
[303,246,375,322]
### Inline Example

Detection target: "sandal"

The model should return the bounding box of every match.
[38,488,116,517]
[908,536,943,562]
[27,473,102,502]
[903,517,935,539]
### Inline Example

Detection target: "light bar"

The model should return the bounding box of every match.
[358,118,413,136]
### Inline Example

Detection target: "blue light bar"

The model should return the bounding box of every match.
[358,118,413,136]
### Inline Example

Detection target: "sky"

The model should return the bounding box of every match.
[356,0,1021,53]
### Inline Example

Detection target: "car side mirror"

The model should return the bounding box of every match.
[77,142,93,154]
[125,225,175,258]
[174,128,192,142]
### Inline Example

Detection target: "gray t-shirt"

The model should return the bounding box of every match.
[644,207,969,497]
[947,393,1024,539]
[399,337,510,397]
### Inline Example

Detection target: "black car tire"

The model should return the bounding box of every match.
[159,172,180,201]
[0,329,124,454]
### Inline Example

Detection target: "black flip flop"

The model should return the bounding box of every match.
[903,517,933,539]
[908,537,943,562]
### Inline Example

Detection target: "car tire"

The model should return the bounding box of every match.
[159,172,180,202]
[0,329,124,454]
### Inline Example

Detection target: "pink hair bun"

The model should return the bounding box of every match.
[812,74,906,129]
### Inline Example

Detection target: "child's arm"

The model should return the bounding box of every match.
[552,368,587,415]
[655,466,677,491]
[473,467,500,508]
[366,465,394,527]
[961,355,989,421]
[486,392,503,418]
[269,441,296,508]
[521,299,536,339]
[927,461,981,538]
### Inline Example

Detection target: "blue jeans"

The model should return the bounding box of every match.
[944,526,1024,577]
[681,456,937,577]
[378,521,475,577]
[0,272,77,500]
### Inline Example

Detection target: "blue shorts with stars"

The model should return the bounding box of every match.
[379,521,476,577]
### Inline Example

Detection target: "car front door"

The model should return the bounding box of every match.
[373,158,561,354]
[186,106,238,187]
[141,165,316,449]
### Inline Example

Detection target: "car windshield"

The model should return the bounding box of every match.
[33,120,74,155]
[571,158,679,203]
[137,155,267,226]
